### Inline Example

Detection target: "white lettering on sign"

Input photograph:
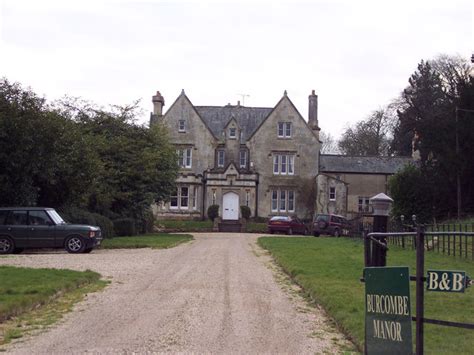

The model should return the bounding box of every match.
[452,273,464,291]
[373,319,403,341]
[366,294,409,316]
[427,271,465,292]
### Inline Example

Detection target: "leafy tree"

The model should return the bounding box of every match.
[391,55,474,217]
[338,108,394,156]
[0,79,99,207]
[0,78,179,232]
[388,164,432,223]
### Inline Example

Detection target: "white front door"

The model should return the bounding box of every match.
[222,192,239,220]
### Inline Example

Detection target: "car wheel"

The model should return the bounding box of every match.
[65,236,86,254]
[287,228,293,235]
[334,229,341,238]
[0,236,14,254]
[83,247,93,254]
[313,232,320,237]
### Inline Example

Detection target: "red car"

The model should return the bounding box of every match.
[267,216,308,235]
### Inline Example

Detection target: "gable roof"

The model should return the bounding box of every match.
[195,105,273,141]
[319,155,412,174]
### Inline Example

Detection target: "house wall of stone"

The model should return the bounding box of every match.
[161,94,217,174]
[324,173,390,216]
[315,175,347,216]
[248,96,320,219]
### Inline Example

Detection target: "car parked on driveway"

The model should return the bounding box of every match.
[312,213,350,237]
[267,216,308,235]
[0,207,102,254]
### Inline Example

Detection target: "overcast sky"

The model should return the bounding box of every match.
[1,0,472,138]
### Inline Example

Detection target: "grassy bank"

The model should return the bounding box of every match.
[101,233,193,249]
[0,266,106,345]
[258,237,474,354]
[157,220,213,232]
[156,219,268,233]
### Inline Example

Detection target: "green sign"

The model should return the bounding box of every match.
[364,267,413,354]
[427,270,466,293]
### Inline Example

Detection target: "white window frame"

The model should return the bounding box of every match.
[358,196,370,212]
[273,155,280,174]
[178,120,186,132]
[170,186,190,210]
[279,190,286,212]
[229,127,236,139]
[273,154,295,175]
[240,150,247,168]
[277,122,292,138]
[217,150,225,167]
[271,189,295,213]
[271,190,278,212]
[177,148,192,168]
[180,187,189,209]
[170,188,178,209]
[288,191,295,212]
[329,187,336,201]
[192,186,197,210]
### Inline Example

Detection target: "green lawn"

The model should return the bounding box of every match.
[0,266,103,324]
[246,222,267,233]
[101,233,193,249]
[258,237,474,354]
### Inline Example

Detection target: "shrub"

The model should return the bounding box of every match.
[240,205,251,220]
[59,207,115,238]
[113,218,137,237]
[207,205,219,221]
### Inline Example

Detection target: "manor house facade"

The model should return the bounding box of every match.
[150,90,321,220]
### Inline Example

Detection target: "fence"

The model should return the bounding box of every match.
[349,218,474,260]
[386,223,474,260]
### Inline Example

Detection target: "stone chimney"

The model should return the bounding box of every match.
[308,90,320,138]
[152,91,165,116]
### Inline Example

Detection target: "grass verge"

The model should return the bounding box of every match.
[258,237,474,354]
[101,233,193,249]
[0,266,107,347]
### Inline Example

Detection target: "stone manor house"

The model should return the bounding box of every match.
[150,90,411,222]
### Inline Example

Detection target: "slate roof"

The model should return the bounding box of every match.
[319,155,412,174]
[195,106,273,141]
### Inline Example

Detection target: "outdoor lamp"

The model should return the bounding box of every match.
[369,193,393,216]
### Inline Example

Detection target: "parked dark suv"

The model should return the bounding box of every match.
[312,213,350,237]
[0,207,102,254]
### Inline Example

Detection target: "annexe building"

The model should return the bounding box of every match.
[150,90,321,221]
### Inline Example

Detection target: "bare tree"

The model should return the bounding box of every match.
[338,107,395,156]
[319,131,340,154]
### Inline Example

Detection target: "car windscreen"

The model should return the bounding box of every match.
[47,210,66,224]
[315,215,329,222]
[270,216,290,221]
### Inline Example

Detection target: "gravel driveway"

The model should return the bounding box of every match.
[0,233,352,354]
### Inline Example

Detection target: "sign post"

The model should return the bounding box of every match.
[365,267,413,354]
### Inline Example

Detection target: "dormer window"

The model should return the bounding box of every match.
[277,122,292,138]
[229,127,236,139]
[178,120,186,132]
